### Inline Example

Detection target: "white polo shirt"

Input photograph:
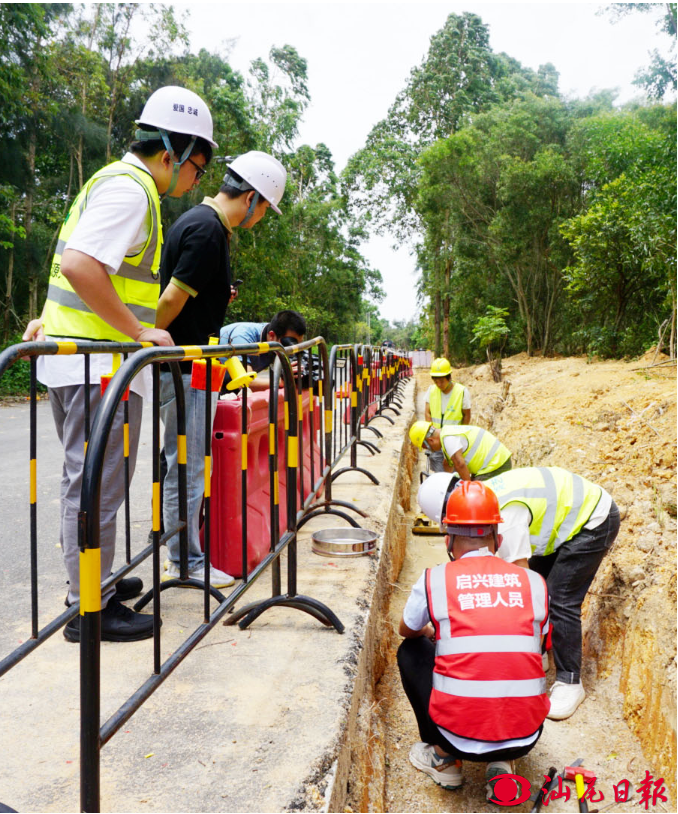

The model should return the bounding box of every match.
[425,384,471,416]
[38,153,154,398]
[497,488,614,564]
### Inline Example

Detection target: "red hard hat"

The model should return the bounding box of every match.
[444,480,503,526]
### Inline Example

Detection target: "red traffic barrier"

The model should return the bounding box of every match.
[201,389,321,577]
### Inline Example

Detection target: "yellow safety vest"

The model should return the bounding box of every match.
[440,425,511,476]
[429,382,466,428]
[485,466,603,557]
[42,160,162,341]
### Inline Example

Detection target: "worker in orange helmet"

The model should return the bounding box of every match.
[398,481,550,804]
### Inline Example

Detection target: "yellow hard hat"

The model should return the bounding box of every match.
[409,420,433,448]
[430,357,452,377]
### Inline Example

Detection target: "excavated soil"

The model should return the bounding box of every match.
[347,352,676,813]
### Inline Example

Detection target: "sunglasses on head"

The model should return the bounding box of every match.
[422,425,435,451]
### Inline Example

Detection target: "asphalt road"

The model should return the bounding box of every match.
[0,398,155,657]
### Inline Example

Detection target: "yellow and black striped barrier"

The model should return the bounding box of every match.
[0,333,411,812]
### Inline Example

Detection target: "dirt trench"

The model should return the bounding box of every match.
[343,355,676,813]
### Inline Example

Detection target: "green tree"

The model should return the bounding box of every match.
[603,3,677,99]
[247,45,310,151]
[561,106,676,357]
[0,3,73,326]
[416,94,579,357]
[343,12,561,353]
[0,7,383,349]
[472,306,510,381]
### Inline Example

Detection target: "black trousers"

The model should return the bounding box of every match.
[397,637,542,763]
[529,501,620,684]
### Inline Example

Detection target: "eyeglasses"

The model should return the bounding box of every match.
[186,156,207,181]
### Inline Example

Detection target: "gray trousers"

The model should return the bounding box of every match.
[159,371,218,569]
[427,450,446,473]
[49,385,143,606]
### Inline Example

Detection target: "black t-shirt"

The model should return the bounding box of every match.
[159,203,231,370]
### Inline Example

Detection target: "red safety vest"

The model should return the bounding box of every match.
[425,554,550,743]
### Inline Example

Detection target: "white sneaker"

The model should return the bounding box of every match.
[408,742,463,790]
[486,761,517,803]
[547,680,585,720]
[162,562,235,588]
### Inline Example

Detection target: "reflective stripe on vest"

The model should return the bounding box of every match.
[436,634,541,656]
[440,425,511,476]
[485,466,603,556]
[43,161,162,342]
[429,383,465,428]
[432,674,546,698]
[425,558,549,742]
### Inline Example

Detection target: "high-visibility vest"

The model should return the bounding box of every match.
[426,555,550,743]
[485,466,603,557]
[429,383,466,428]
[42,160,162,341]
[440,425,511,476]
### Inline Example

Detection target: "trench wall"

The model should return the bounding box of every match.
[321,397,417,813]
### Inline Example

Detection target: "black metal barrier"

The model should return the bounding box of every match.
[0,336,413,812]
[0,338,157,678]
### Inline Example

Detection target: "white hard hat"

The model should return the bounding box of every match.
[136,86,217,148]
[226,151,287,213]
[417,472,461,525]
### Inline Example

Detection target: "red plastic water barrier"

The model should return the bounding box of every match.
[202,389,321,577]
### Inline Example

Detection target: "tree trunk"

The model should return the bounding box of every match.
[75,138,84,189]
[434,289,441,357]
[486,347,502,382]
[3,200,17,341]
[515,276,532,356]
[25,131,38,321]
[105,7,136,162]
[443,256,451,360]
[78,4,101,185]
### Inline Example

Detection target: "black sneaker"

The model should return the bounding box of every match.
[63,598,158,643]
[114,576,143,601]
[64,576,144,607]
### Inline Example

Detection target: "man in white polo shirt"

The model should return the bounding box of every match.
[23,86,216,643]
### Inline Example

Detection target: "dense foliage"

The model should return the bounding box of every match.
[0,3,383,348]
[343,8,676,361]
[1,5,675,362]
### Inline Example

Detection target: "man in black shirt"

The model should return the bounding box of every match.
[156,151,287,586]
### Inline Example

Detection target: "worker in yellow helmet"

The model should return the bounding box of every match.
[424,358,471,473]
[409,421,512,482]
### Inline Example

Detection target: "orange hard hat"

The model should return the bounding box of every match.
[443,480,503,530]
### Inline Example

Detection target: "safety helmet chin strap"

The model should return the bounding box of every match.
[239,191,260,227]
[222,172,261,227]
[135,128,196,198]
